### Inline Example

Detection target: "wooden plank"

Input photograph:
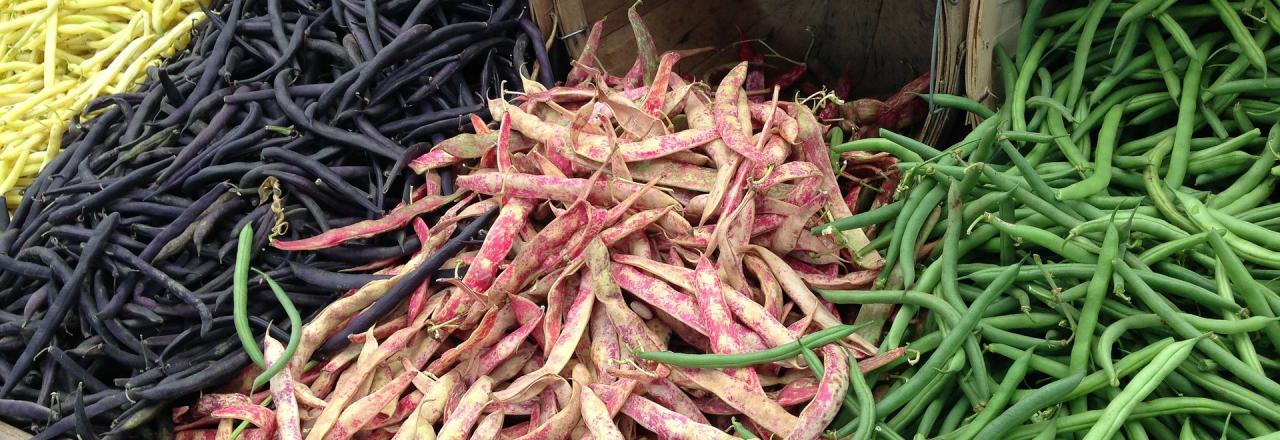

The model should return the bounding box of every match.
[592,0,672,42]
[0,421,31,440]
[921,0,970,145]
[639,0,771,76]
[553,0,590,54]
[527,0,556,41]
[551,0,957,97]
[966,0,1024,107]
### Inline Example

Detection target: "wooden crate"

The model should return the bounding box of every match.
[528,0,971,144]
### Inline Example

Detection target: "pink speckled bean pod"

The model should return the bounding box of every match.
[434,376,494,440]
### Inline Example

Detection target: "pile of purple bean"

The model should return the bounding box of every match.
[0,0,551,436]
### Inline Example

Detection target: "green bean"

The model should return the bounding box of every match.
[1189,128,1262,161]
[998,143,1090,222]
[975,166,1085,228]
[900,184,947,288]
[1110,18,1147,76]
[1202,103,1232,140]
[1094,315,1176,386]
[1207,78,1280,97]
[1166,41,1211,188]
[859,224,894,257]
[999,130,1057,145]
[1231,414,1278,439]
[875,262,1022,417]
[233,223,266,369]
[1218,176,1276,216]
[1116,0,1166,47]
[876,424,908,440]
[936,395,971,435]
[1012,31,1052,133]
[1205,231,1280,346]
[877,175,938,288]
[817,201,903,234]
[1030,422,1058,440]
[1209,209,1280,252]
[1241,100,1280,123]
[799,344,824,378]
[1083,336,1202,440]
[1015,0,1048,63]
[1130,100,1179,125]
[732,418,757,439]
[249,269,302,391]
[1210,123,1278,209]
[979,313,1061,330]
[988,343,1068,379]
[1238,200,1280,223]
[1065,0,1112,108]
[1155,13,1201,60]
[996,45,1018,107]
[1207,0,1268,72]
[1214,257,1267,374]
[1099,54,1160,104]
[974,371,1084,439]
[829,127,844,169]
[1072,213,1190,242]
[1010,397,1246,440]
[820,290,960,326]
[1039,3,1128,27]
[1072,83,1166,144]
[633,323,868,368]
[921,93,996,119]
[1145,136,1199,231]
[849,349,878,440]
[1063,337,1177,402]
[1187,151,1256,176]
[1206,27,1277,112]
[1086,195,1147,210]
[1144,25,1182,101]
[888,354,964,432]
[1141,416,1181,440]
[1070,224,1118,377]
[981,326,1067,351]
[1180,370,1280,424]
[1059,107,1121,200]
[1026,96,1076,123]
[943,174,992,403]
[1044,109,1090,173]
[1154,260,1219,292]
[1231,102,1257,132]
[1119,126,1177,155]
[833,139,925,163]
[1117,260,1280,401]
[880,128,945,160]
[1138,231,1215,265]
[950,347,1035,440]
[940,179,968,312]
[972,261,1246,312]
[1126,91,1177,113]
[982,214,1099,263]
[913,398,946,440]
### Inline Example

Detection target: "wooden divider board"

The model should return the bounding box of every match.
[535,0,964,97]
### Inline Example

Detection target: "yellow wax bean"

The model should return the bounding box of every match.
[0,151,31,195]
[1,81,74,123]
[0,0,209,208]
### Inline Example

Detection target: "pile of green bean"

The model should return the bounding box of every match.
[816,0,1280,438]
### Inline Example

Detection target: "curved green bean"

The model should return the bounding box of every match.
[250,269,302,391]
[634,323,869,368]
[233,224,266,369]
